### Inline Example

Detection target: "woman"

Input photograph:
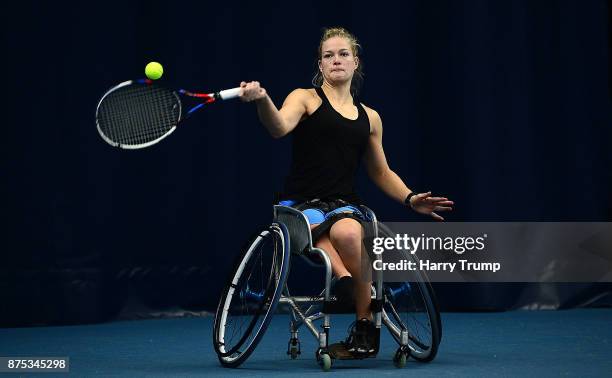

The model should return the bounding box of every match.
[238,27,453,356]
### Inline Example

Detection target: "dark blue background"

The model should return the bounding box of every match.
[2,0,611,326]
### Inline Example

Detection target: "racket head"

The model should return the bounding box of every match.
[96,80,182,149]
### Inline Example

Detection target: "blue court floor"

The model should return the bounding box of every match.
[0,309,610,377]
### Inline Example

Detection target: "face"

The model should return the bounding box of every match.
[319,36,359,84]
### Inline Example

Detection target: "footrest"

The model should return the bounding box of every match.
[328,343,377,360]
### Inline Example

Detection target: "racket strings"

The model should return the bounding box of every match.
[106,85,174,143]
[101,90,169,144]
[97,83,181,147]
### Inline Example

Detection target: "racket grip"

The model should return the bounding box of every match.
[218,87,241,101]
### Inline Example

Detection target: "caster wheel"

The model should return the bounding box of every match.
[289,347,299,359]
[393,348,409,368]
[319,353,332,371]
[287,337,301,360]
[316,348,332,371]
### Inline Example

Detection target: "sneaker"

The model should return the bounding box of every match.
[345,318,378,356]
[332,276,355,311]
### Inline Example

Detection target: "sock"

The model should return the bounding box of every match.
[333,276,355,306]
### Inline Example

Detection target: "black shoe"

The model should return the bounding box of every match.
[345,318,378,356]
[332,276,355,311]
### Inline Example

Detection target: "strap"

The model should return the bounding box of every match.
[323,299,355,314]
[370,298,384,313]
[314,86,330,106]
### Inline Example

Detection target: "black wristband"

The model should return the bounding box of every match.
[404,192,418,207]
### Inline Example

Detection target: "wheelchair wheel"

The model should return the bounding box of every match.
[213,222,290,368]
[378,223,442,362]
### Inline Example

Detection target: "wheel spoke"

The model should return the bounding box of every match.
[213,224,290,367]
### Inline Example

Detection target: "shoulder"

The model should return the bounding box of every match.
[360,103,382,134]
[284,88,320,105]
[360,103,381,123]
[287,88,323,114]
[286,88,318,100]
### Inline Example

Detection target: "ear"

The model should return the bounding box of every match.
[318,59,322,72]
[354,56,359,69]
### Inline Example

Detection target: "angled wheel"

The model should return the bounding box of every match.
[378,223,442,362]
[213,222,290,368]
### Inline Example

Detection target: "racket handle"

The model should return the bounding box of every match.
[217,87,241,101]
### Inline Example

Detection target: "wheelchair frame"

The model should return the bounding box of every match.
[213,204,440,371]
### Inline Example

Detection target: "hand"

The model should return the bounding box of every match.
[239,81,267,102]
[409,192,454,221]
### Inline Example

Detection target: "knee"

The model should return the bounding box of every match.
[329,219,363,251]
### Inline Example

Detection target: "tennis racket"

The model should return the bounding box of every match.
[95,79,241,149]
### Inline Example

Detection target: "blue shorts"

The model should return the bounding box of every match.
[278,199,365,225]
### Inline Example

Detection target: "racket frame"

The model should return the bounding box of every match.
[95,79,182,149]
[96,80,240,149]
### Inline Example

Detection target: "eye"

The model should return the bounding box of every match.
[341,51,350,57]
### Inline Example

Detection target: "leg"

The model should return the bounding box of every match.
[328,218,372,320]
[324,218,377,356]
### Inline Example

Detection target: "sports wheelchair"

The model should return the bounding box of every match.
[213,204,441,371]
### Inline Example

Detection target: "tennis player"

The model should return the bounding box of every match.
[238,27,453,356]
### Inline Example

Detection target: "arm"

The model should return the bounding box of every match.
[363,108,413,203]
[239,81,309,138]
[363,107,454,220]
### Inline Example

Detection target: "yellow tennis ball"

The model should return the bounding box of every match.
[145,62,163,80]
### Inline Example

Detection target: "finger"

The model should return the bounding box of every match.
[431,212,445,221]
[418,191,432,199]
[428,199,454,206]
[238,88,248,101]
[426,196,447,201]
[434,206,453,212]
[240,81,247,87]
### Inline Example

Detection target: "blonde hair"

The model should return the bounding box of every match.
[312,27,364,95]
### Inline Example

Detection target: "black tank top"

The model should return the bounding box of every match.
[282,87,370,203]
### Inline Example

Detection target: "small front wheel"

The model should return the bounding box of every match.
[393,347,408,368]
[316,351,332,371]
[290,348,299,359]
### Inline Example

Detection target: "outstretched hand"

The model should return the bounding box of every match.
[238,81,267,102]
[409,192,454,221]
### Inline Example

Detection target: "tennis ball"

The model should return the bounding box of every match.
[145,62,163,80]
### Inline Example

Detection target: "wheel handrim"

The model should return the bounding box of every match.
[214,225,288,364]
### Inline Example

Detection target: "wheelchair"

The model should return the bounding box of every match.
[213,204,441,371]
